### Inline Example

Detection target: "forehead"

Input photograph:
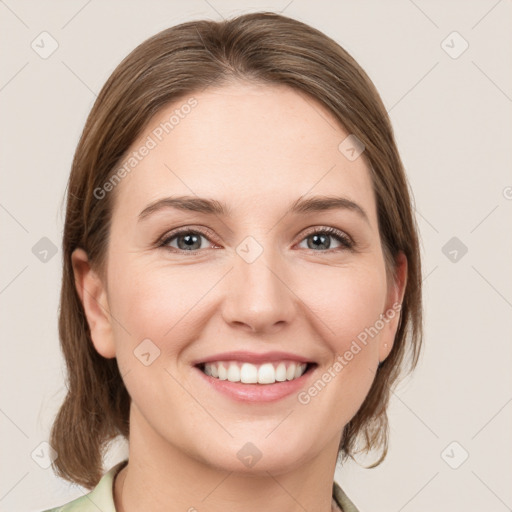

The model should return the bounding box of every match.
[110,82,376,223]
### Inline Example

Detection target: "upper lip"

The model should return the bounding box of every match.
[192,351,314,365]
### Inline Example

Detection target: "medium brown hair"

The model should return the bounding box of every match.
[50,11,422,489]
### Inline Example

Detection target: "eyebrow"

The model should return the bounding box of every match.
[138,194,370,224]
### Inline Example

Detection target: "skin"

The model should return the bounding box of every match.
[72,81,407,512]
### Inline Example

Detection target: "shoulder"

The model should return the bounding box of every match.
[40,460,128,512]
[333,480,360,512]
[43,463,352,512]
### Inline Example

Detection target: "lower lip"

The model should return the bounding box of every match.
[194,365,316,403]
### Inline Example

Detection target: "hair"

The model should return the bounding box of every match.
[50,11,423,489]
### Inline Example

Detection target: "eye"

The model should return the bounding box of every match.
[297,226,354,252]
[159,228,215,253]
[158,226,354,255]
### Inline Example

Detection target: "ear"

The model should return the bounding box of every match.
[379,251,407,363]
[71,248,116,359]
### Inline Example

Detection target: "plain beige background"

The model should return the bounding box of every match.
[1,1,511,511]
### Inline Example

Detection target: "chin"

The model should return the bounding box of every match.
[196,434,314,476]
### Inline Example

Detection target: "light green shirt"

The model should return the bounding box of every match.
[42,460,359,512]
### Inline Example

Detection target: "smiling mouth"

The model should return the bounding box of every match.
[195,360,317,385]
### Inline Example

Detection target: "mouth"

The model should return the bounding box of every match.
[194,360,318,385]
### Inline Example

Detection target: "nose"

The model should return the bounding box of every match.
[221,240,297,334]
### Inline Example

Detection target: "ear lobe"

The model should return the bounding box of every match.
[71,248,116,359]
[379,251,408,363]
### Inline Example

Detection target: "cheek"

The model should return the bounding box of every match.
[106,251,229,383]
[105,257,201,409]
[108,257,195,341]
[297,260,388,354]
[105,248,388,444]
[107,249,388,356]
[294,263,388,423]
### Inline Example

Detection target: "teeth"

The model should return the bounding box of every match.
[275,362,287,382]
[241,362,258,383]
[227,364,240,382]
[257,363,274,384]
[202,361,308,385]
[218,363,227,380]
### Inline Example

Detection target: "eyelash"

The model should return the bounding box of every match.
[157,226,355,255]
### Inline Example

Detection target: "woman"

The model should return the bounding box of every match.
[43,11,422,512]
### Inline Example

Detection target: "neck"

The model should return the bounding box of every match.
[114,404,342,512]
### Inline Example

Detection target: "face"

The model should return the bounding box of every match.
[74,81,406,474]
